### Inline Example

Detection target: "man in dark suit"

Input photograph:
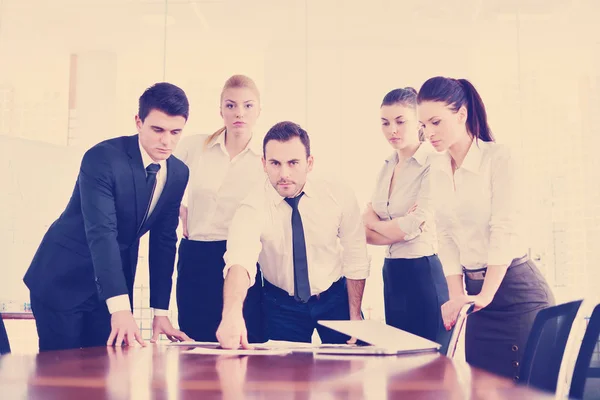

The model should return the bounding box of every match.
[24,82,193,351]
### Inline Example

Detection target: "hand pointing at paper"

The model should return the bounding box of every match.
[216,310,252,350]
[216,265,254,350]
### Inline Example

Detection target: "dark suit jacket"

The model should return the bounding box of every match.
[24,135,189,311]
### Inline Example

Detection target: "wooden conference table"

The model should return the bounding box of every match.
[0,312,35,320]
[0,344,554,399]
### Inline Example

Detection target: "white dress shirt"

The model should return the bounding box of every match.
[106,139,168,315]
[431,140,527,276]
[371,144,437,259]
[223,178,371,296]
[174,132,265,241]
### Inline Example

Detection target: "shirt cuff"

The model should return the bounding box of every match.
[106,295,131,314]
[152,308,169,317]
[223,262,255,287]
[438,243,462,276]
[395,217,424,241]
[344,269,370,280]
[403,227,422,241]
[343,256,371,280]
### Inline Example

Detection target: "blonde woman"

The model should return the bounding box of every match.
[175,75,265,342]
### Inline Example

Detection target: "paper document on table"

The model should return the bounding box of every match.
[260,340,362,352]
[167,340,313,350]
[167,340,358,353]
[186,347,292,356]
[166,341,291,355]
[166,341,220,347]
[259,340,318,349]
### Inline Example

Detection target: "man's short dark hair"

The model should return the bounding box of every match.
[138,82,189,122]
[263,121,311,157]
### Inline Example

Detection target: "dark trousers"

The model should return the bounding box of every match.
[263,277,350,344]
[30,293,111,352]
[465,259,555,380]
[0,317,10,354]
[382,255,450,345]
[176,239,264,343]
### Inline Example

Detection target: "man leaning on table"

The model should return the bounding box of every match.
[216,121,370,349]
[23,83,192,351]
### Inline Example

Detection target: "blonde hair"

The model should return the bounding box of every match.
[204,75,260,148]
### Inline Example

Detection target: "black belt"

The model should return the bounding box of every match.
[263,277,344,302]
[463,254,530,281]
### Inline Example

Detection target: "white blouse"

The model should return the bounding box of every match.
[370,144,437,259]
[174,132,266,241]
[431,140,527,275]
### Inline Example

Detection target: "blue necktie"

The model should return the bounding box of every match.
[284,193,311,303]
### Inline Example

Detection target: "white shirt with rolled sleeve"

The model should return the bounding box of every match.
[223,177,371,296]
[430,140,527,276]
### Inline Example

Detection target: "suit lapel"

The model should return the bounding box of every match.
[126,135,149,231]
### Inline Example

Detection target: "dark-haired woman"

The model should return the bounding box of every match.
[417,76,554,380]
[362,87,450,346]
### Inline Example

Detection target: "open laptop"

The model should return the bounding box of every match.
[314,320,442,355]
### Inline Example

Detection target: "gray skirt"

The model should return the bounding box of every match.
[464,258,555,381]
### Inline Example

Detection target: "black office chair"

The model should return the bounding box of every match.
[441,302,474,357]
[569,303,600,399]
[0,316,11,355]
[518,300,583,394]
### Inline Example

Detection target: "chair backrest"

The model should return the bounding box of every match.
[519,300,583,394]
[0,316,11,355]
[569,303,600,399]
[441,302,474,358]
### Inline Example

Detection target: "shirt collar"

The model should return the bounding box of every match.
[208,130,262,156]
[412,143,432,166]
[138,138,167,171]
[207,130,226,152]
[384,143,431,167]
[460,140,484,173]
[301,179,315,198]
[384,152,397,164]
[266,177,315,207]
[248,133,263,156]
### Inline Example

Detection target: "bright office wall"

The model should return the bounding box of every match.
[1,0,599,325]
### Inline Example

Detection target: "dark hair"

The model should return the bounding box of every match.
[417,77,494,142]
[138,82,190,122]
[263,121,311,157]
[381,87,417,108]
[381,87,423,141]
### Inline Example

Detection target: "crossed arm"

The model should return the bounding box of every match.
[363,166,432,246]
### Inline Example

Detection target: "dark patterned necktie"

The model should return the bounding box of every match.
[141,163,160,226]
[284,192,311,303]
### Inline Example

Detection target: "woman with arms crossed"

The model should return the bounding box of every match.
[363,87,450,345]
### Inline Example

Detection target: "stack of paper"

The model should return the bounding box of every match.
[167,340,359,356]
